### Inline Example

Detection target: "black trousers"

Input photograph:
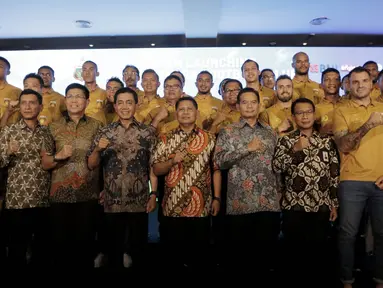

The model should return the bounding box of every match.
[224,211,281,272]
[5,207,50,269]
[50,201,98,270]
[95,204,107,255]
[104,212,148,269]
[160,216,211,270]
[212,171,228,266]
[281,210,331,282]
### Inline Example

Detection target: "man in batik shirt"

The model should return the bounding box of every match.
[88,87,157,269]
[41,83,102,270]
[0,89,52,268]
[152,96,220,270]
[273,98,339,284]
[214,87,281,273]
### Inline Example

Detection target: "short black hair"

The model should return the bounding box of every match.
[19,89,43,105]
[341,74,349,83]
[114,87,138,104]
[363,61,378,68]
[170,71,185,84]
[349,66,371,79]
[142,69,159,81]
[0,57,10,70]
[83,60,98,71]
[38,65,55,76]
[291,98,315,115]
[222,79,243,93]
[276,74,293,85]
[259,69,275,81]
[237,87,260,104]
[123,65,140,77]
[321,68,341,83]
[175,96,198,110]
[196,70,213,82]
[65,83,90,99]
[107,77,124,87]
[241,59,260,72]
[164,75,182,87]
[24,73,44,88]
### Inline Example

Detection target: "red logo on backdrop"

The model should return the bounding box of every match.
[310,64,319,73]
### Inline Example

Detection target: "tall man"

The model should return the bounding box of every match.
[0,89,52,268]
[241,59,275,110]
[88,87,157,269]
[82,60,107,123]
[259,75,295,136]
[273,98,339,283]
[334,67,383,288]
[315,68,346,136]
[38,66,66,125]
[152,96,220,269]
[214,87,281,273]
[0,57,22,265]
[42,83,102,270]
[292,52,324,104]
[0,57,22,126]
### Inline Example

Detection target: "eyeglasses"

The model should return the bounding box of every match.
[294,110,314,116]
[164,84,181,90]
[225,88,241,94]
[66,95,86,100]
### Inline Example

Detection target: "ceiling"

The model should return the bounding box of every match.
[1,0,382,50]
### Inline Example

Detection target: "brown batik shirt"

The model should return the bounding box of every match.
[0,119,53,209]
[88,119,156,213]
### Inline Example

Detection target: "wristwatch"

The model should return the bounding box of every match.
[213,196,221,203]
[149,191,158,198]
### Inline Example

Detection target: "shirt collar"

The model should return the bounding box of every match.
[238,118,265,129]
[291,129,320,138]
[175,124,199,135]
[195,93,212,99]
[114,117,141,129]
[17,119,41,131]
[86,84,99,93]
[222,103,238,113]
[63,112,88,123]
[293,76,313,84]
[42,88,54,95]
[0,81,8,91]
[349,98,377,108]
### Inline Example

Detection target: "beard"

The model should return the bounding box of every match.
[295,69,309,76]
[278,94,292,102]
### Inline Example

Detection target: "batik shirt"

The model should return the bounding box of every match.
[214,119,281,215]
[273,130,339,212]
[152,126,216,217]
[88,119,156,213]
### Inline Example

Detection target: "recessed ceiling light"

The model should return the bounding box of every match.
[151,43,155,46]
[89,44,94,47]
[310,17,330,25]
[303,42,308,46]
[75,20,92,28]
[242,42,247,46]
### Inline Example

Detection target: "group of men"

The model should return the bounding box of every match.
[0,51,382,287]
